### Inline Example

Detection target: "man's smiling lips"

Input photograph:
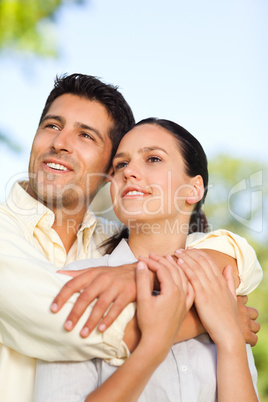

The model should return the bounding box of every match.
[43,159,73,173]
[121,186,151,199]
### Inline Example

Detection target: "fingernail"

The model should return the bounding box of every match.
[50,303,58,312]
[175,249,184,254]
[178,258,184,264]
[64,320,73,331]
[137,261,146,270]
[166,255,173,261]
[80,327,89,337]
[98,323,106,332]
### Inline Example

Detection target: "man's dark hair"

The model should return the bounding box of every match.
[39,73,135,161]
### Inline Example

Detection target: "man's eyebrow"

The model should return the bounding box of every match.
[41,115,65,125]
[40,116,105,143]
[75,122,105,143]
[113,146,168,160]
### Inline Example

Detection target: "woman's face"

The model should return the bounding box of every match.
[110,123,201,228]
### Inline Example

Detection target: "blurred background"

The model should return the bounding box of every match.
[0,0,267,398]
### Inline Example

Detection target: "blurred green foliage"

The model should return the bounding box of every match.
[206,154,268,401]
[0,0,83,56]
[0,0,84,151]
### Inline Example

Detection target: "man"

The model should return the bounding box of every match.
[0,74,261,401]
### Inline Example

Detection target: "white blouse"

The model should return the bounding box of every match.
[34,235,260,401]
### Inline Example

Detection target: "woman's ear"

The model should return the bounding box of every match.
[186,175,204,205]
[105,167,114,183]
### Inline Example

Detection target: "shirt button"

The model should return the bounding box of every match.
[181,365,188,373]
[56,248,63,255]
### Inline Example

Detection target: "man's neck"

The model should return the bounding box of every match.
[25,182,89,253]
[52,208,87,254]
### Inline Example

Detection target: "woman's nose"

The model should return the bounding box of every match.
[123,162,141,180]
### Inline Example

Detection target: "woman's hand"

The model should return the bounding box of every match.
[136,255,194,360]
[175,248,258,402]
[85,256,194,402]
[175,248,240,346]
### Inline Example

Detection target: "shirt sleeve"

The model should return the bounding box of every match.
[185,229,263,295]
[64,255,109,270]
[0,211,134,363]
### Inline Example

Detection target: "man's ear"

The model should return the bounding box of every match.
[186,175,204,205]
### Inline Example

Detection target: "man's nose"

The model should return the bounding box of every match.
[51,129,72,153]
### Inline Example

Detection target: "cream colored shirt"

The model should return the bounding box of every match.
[0,182,129,402]
[0,182,263,402]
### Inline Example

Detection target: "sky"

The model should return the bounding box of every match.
[0,0,267,204]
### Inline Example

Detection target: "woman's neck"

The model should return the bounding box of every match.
[128,220,188,259]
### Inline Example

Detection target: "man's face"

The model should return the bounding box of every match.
[27,94,113,212]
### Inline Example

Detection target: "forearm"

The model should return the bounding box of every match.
[86,335,169,402]
[0,216,135,362]
[124,306,204,352]
[216,332,258,402]
[177,249,259,401]
[174,306,205,342]
[0,252,130,362]
[86,252,192,401]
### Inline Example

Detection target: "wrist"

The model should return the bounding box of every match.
[136,334,170,365]
[123,315,141,353]
[215,328,245,354]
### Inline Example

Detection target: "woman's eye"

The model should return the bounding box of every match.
[148,156,162,163]
[114,161,128,171]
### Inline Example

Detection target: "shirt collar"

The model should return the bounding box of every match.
[7,181,98,251]
[108,238,137,266]
[6,181,54,235]
[77,207,98,254]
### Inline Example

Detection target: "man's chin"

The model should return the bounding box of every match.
[41,191,86,212]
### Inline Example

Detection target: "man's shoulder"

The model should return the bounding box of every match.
[0,201,20,222]
[0,201,29,238]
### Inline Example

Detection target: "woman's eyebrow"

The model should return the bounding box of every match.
[113,146,168,161]
[139,146,168,155]
[113,151,129,160]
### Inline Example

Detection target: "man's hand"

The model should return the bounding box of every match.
[51,264,137,337]
[237,295,260,346]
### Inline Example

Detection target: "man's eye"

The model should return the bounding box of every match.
[147,156,162,163]
[81,133,95,141]
[45,124,59,130]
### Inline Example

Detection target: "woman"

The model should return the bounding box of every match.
[34,118,259,401]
